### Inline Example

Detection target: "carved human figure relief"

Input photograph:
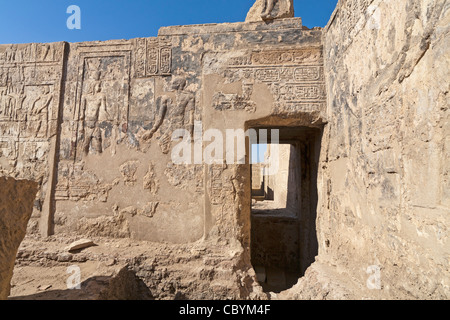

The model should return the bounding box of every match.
[81,81,110,155]
[142,95,170,142]
[5,44,16,63]
[171,76,195,138]
[261,0,275,19]
[0,87,7,118]
[29,86,52,138]
[6,85,25,121]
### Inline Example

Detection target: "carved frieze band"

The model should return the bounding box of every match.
[215,47,326,113]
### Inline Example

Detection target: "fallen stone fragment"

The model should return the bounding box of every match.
[105,259,116,267]
[57,253,73,262]
[38,284,52,291]
[65,239,96,252]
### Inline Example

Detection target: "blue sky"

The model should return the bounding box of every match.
[0,0,338,44]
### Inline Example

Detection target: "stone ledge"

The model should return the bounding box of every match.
[158,18,302,36]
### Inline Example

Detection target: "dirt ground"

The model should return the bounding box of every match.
[8,233,395,300]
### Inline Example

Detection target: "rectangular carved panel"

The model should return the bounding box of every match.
[134,38,172,78]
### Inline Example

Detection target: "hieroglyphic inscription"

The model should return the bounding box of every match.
[272,83,326,102]
[210,165,225,205]
[0,43,64,179]
[134,38,172,78]
[134,38,147,78]
[218,47,326,113]
[251,48,323,65]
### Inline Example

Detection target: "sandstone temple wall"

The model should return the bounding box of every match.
[321,0,449,298]
[0,177,38,299]
[0,18,326,247]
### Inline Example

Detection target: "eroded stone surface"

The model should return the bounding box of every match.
[0,177,38,300]
[319,0,449,299]
[246,0,295,22]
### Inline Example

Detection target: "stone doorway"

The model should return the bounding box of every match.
[250,127,321,293]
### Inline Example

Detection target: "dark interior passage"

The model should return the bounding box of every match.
[250,127,321,293]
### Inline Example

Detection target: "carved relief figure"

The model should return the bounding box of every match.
[1,87,14,119]
[4,45,16,63]
[30,85,52,138]
[5,85,25,120]
[81,81,110,155]
[0,69,7,86]
[0,87,7,118]
[261,0,276,19]
[171,76,195,137]
[142,95,170,142]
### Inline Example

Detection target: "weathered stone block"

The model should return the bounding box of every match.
[0,177,38,300]
[246,0,295,22]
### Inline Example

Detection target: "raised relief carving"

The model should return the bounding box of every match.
[143,162,159,195]
[213,81,256,113]
[0,84,24,121]
[251,49,323,65]
[141,95,169,142]
[272,83,326,102]
[165,163,203,193]
[246,0,294,22]
[171,76,195,137]
[134,38,172,78]
[218,47,326,114]
[140,202,159,218]
[28,85,53,138]
[118,202,159,218]
[0,43,62,65]
[73,54,130,157]
[141,76,196,154]
[147,39,159,75]
[120,160,140,186]
[0,68,7,86]
[134,38,147,78]
[55,161,120,202]
[160,47,172,74]
[210,164,227,205]
[81,80,109,155]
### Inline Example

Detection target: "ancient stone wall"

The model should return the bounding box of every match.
[0,177,38,300]
[1,16,329,299]
[0,43,65,235]
[0,18,326,248]
[321,0,449,298]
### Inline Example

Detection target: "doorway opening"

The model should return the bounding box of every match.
[250,127,321,293]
